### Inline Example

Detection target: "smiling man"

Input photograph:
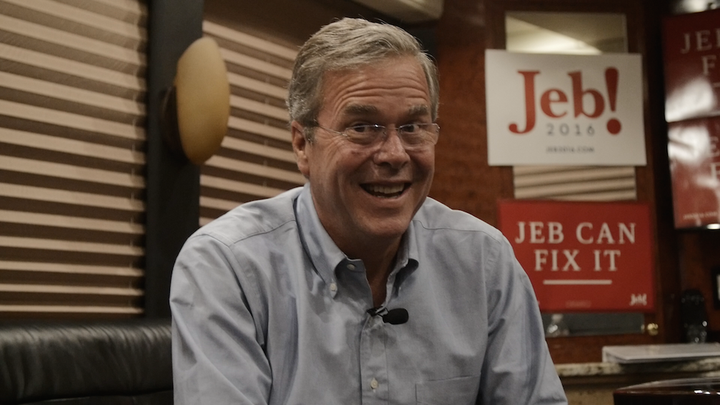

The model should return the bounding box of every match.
[170,18,567,405]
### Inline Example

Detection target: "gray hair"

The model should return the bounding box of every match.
[287,18,439,131]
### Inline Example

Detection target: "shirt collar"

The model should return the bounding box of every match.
[294,184,347,287]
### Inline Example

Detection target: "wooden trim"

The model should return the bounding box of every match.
[0,305,144,314]
[228,72,288,99]
[3,0,147,40]
[219,48,293,80]
[0,260,143,276]
[0,13,145,65]
[0,183,144,211]
[0,236,143,256]
[0,210,143,234]
[0,155,145,188]
[514,177,636,199]
[200,175,286,199]
[204,20,297,60]
[206,155,305,184]
[0,127,145,164]
[90,0,147,15]
[230,94,289,121]
[0,72,145,116]
[0,284,143,296]
[0,43,145,90]
[221,135,296,163]
[0,100,143,140]
[228,116,290,142]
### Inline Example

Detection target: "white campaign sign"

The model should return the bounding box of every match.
[485,50,646,166]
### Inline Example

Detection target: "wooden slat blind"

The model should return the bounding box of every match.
[513,165,637,201]
[0,0,147,319]
[199,20,305,225]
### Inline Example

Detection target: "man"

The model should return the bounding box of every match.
[170,17,567,404]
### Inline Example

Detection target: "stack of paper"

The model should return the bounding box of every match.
[602,343,720,363]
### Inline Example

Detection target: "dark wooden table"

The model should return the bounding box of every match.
[614,377,720,404]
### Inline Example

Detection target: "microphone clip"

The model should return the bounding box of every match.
[367,306,390,317]
[367,306,409,325]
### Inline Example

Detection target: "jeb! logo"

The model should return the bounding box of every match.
[509,68,622,136]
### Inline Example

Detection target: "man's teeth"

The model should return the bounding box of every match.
[365,184,405,196]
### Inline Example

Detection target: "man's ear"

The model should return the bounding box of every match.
[291,121,310,178]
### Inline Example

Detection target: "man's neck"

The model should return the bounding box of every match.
[341,236,400,308]
[363,246,398,307]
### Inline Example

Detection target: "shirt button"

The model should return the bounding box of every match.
[347,263,356,270]
[329,282,337,293]
[370,378,379,390]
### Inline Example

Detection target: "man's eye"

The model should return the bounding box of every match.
[349,125,369,133]
[349,125,381,133]
[399,124,421,133]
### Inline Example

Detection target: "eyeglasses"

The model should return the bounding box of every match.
[314,123,440,150]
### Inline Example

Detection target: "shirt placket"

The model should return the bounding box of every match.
[359,313,389,405]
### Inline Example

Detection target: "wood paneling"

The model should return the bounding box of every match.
[204,0,394,48]
[665,0,720,343]
[431,1,514,226]
[433,0,683,363]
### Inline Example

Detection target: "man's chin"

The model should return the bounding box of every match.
[362,217,413,240]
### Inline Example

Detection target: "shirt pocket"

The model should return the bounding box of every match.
[415,375,481,405]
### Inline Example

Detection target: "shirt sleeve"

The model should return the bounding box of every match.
[478,236,568,405]
[170,233,271,405]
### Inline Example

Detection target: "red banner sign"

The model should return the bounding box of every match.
[668,118,720,228]
[497,200,655,312]
[663,9,720,228]
[663,8,720,122]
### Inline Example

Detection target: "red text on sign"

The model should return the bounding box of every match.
[509,68,621,135]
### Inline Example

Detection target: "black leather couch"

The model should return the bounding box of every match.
[0,318,172,405]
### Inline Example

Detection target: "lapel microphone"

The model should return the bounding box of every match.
[367,306,409,325]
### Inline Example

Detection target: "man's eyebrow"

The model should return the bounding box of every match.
[407,105,430,117]
[343,104,379,116]
[342,104,430,117]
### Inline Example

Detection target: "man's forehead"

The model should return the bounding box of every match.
[341,103,430,116]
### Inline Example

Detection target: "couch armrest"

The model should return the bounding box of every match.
[0,318,172,404]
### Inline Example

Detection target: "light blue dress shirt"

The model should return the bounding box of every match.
[170,185,567,405]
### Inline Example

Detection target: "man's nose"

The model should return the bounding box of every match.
[374,128,410,167]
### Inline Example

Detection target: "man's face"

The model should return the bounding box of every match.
[292,56,435,255]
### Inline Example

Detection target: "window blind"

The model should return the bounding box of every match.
[0,0,147,319]
[199,20,305,225]
[513,165,637,201]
